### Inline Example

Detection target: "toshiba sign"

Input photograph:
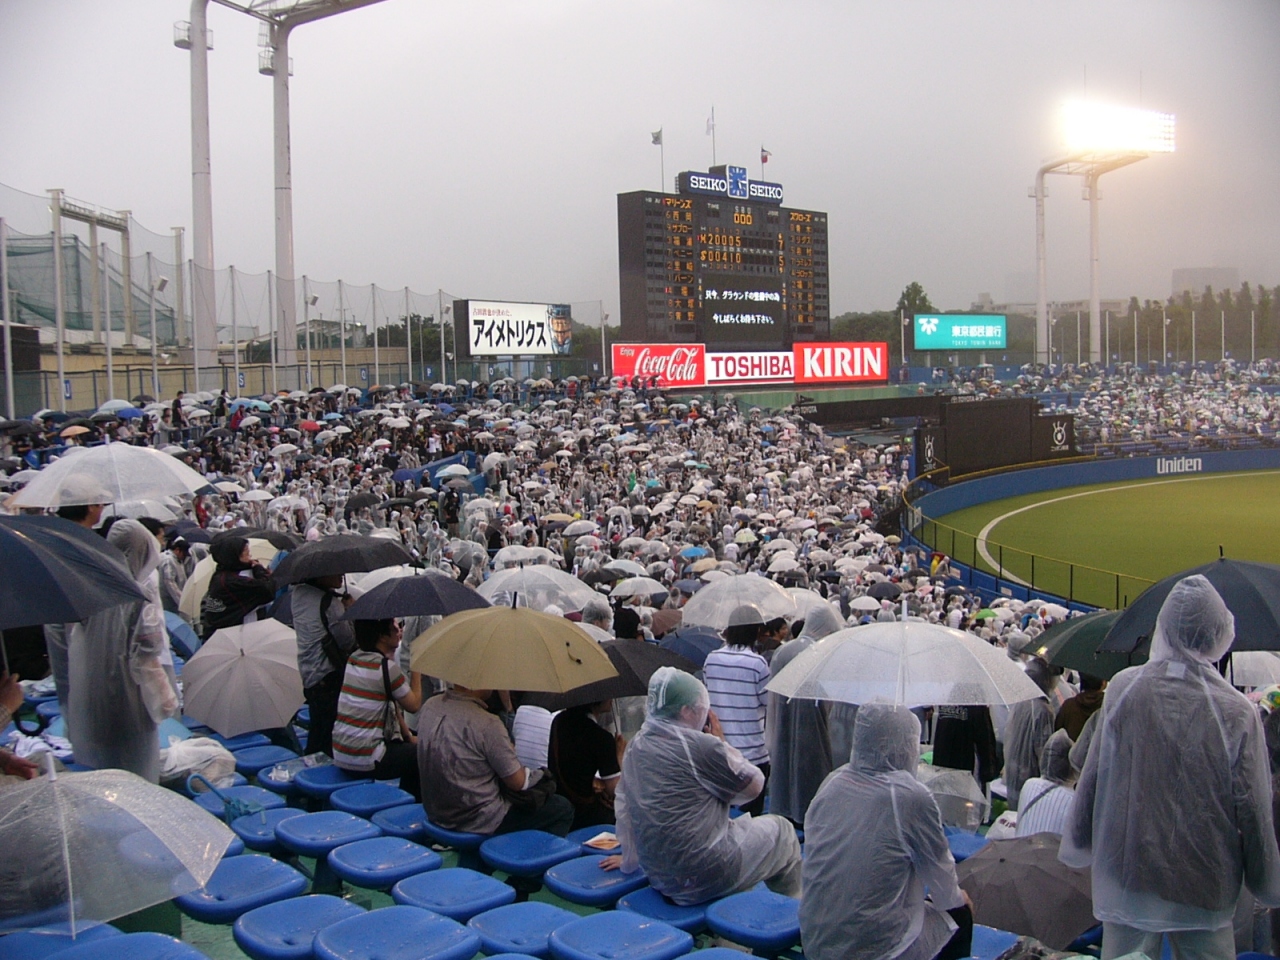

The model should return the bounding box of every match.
[611,342,888,388]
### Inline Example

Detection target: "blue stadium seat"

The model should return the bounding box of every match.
[616,887,709,935]
[313,905,480,960]
[274,811,382,894]
[391,867,517,922]
[542,855,647,908]
[326,837,442,890]
[479,831,580,879]
[214,733,271,751]
[30,933,207,960]
[704,888,801,957]
[0,923,122,960]
[467,902,578,959]
[329,783,414,818]
[548,912,692,960]
[233,746,299,779]
[232,895,365,960]
[371,803,430,843]
[293,766,371,804]
[230,808,307,855]
[970,925,1021,960]
[174,856,309,924]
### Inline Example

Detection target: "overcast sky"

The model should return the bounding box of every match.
[1,0,1277,324]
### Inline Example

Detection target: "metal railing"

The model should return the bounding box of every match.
[902,466,1155,609]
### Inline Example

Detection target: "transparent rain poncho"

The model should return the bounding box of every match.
[1002,658,1057,809]
[1061,575,1280,931]
[801,703,965,960]
[615,667,800,904]
[0,766,233,934]
[766,603,843,822]
[61,520,176,783]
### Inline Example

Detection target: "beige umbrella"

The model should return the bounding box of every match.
[690,557,719,574]
[182,620,304,737]
[410,607,617,692]
[178,538,279,620]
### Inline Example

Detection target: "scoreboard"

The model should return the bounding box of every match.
[618,165,829,350]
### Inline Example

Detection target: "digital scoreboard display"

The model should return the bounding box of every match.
[618,167,829,350]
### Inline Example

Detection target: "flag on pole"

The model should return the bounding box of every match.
[761,146,772,164]
[706,113,715,135]
[651,129,663,146]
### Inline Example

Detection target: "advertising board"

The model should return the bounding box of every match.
[461,300,573,357]
[611,342,889,388]
[913,314,1007,351]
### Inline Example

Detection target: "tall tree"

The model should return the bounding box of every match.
[895,282,935,319]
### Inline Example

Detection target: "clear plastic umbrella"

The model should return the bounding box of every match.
[477,565,597,613]
[679,573,798,631]
[610,576,669,600]
[766,620,1043,707]
[182,620,305,738]
[11,444,211,509]
[0,764,233,934]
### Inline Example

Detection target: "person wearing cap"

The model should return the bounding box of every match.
[703,602,773,815]
[608,667,802,903]
[1061,575,1280,960]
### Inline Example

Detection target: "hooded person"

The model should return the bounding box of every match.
[801,703,971,960]
[610,666,802,904]
[1061,575,1280,960]
[766,603,843,824]
[63,519,179,782]
[1014,729,1077,838]
[199,535,277,638]
[1001,656,1059,809]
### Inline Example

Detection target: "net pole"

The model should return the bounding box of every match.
[0,218,13,419]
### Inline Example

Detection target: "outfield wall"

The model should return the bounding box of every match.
[904,448,1280,610]
[912,448,1280,519]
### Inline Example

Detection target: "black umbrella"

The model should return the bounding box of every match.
[212,527,300,551]
[169,519,212,544]
[1,421,39,437]
[344,492,380,518]
[340,570,490,621]
[444,478,472,491]
[132,394,156,404]
[379,498,416,510]
[1030,610,1134,680]
[522,639,699,711]
[0,516,145,646]
[867,581,902,600]
[272,534,414,585]
[1100,557,1280,655]
[205,428,233,440]
[89,411,119,423]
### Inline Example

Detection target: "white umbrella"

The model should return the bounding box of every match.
[477,565,597,613]
[215,481,245,494]
[270,444,299,457]
[0,766,233,935]
[767,556,801,573]
[182,620,305,738]
[767,621,1044,708]
[848,595,883,612]
[602,559,648,578]
[437,464,471,478]
[11,443,211,509]
[240,489,273,502]
[494,544,539,567]
[1229,651,1280,688]
[788,588,843,621]
[105,498,183,522]
[680,573,798,631]
[238,415,260,428]
[562,519,599,537]
[762,539,798,555]
[610,576,669,600]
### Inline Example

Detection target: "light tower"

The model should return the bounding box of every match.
[1032,101,1174,365]
[178,0,390,381]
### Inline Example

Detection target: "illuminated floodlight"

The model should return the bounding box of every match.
[1061,100,1175,155]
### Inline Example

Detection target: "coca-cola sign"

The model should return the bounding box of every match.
[611,343,706,388]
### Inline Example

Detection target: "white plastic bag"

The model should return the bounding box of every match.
[160,736,236,788]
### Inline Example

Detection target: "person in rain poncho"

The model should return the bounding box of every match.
[1015,729,1076,838]
[64,519,180,782]
[609,666,802,904]
[801,703,971,960]
[766,603,843,824]
[1061,575,1280,960]
[1002,656,1059,809]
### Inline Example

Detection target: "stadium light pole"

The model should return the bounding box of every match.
[1032,101,1174,366]
[179,0,391,377]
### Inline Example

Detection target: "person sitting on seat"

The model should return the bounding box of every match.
[802,702,972,960]
[607,667,802,904]
[417,683,574,836]
[1015,729,1077,838]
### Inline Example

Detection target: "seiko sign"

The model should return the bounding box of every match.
[677,165,784,205]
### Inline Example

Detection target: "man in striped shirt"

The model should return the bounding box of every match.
[332,618,423,800]
[703,603,772,815]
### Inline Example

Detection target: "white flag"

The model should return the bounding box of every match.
[651,129,663,146]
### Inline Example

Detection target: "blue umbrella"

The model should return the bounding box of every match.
[674,579,704,594]
[165,612,201,659]
[679,546,709,559]
[323,412,342,421]
[117,407,146,420]
[659,625,723,669]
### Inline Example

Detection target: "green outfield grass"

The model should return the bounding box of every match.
[923,470,1280,608]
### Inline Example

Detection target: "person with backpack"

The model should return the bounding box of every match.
[292,574,356,756]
